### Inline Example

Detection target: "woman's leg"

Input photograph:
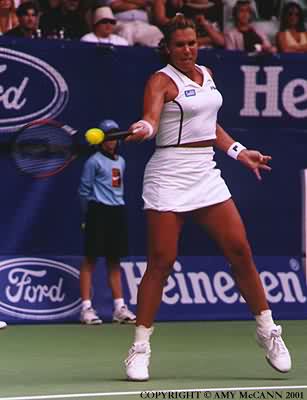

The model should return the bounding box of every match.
[192,199,268,314]
[125,210,184,381]
[136,210,185,327]
[192,199,291,373]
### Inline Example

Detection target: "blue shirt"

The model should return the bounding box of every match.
[79,151,125,206]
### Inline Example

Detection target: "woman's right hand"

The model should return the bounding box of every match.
[126,120,154,142]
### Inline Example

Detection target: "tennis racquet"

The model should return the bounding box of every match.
[0,119,134,178]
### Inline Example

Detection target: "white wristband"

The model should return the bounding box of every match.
[136,119,154,140]
[227,142,247,160]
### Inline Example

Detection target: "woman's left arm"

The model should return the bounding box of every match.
[215,123,272,181]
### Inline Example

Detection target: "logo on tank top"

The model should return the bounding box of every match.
[184,89,196,97]
[112,168,121,187]
[206,78,217,91]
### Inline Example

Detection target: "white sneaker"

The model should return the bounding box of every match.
[113,305,136,324]
[80,307,102,325]
[124,342,151,381]
[256,325,292,373]
[0,321,7,329]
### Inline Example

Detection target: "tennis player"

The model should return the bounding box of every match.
[79,119,136,325]
[123,14,291,380]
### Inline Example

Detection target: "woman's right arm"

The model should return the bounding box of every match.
[126,72,169,142]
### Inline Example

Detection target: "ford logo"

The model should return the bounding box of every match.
[0,47,69,132]
[0,257,81,320]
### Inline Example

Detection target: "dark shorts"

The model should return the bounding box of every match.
[84,201,128,258]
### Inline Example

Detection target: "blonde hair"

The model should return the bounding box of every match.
[164,13,195,43]
[158,13,196,63]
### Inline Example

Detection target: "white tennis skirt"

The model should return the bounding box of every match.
[143,146,231,212]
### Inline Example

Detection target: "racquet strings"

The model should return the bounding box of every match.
[13,124,74,177]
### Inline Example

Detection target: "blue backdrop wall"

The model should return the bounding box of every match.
[0,38,306,323]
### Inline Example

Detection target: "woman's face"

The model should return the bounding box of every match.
[167,28,198,72]
[0,0,13,10]
[286,6,300,28]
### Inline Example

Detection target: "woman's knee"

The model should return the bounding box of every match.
[225,237,260,280]
[147,250,177,280]
[225,236,253,265]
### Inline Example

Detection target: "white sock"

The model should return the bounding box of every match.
[114,298,125,311]
[255,309,275,330]
[134,325,154,344]
[82,299,92,310]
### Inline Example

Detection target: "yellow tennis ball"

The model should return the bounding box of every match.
[85,128,104,145]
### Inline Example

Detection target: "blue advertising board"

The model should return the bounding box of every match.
[0,256,306,323]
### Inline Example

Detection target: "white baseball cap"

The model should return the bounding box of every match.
[93,7,116,25]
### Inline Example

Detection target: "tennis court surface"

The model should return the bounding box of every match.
[0,321,306,400]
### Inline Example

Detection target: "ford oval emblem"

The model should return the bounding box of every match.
[0,48,69,132]
[0,258,81,320]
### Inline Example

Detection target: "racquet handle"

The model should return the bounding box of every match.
[102,130,132,141]
[102,127,142,142]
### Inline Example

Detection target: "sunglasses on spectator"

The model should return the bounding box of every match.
[99,19,116,25]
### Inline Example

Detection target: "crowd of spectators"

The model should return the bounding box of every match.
[0,0,307,53]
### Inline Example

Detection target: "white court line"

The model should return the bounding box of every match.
[1,386,307,400]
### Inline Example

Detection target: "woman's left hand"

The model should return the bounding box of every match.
[237,150,272,181]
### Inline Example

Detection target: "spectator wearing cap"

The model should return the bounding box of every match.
[107,0,163,47]
[81,6,128,45]
[78,119,136,326]
[4,1,40,37]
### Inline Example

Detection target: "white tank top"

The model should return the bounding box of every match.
[156,64,223,147]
